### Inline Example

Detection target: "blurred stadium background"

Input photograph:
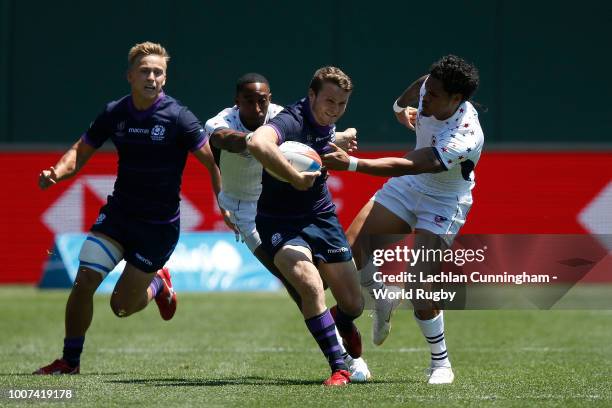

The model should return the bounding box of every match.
[0,0,610,405]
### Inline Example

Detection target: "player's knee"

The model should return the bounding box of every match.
[340,296,364,318]
[73,268,103,292]
[109,294,131,318]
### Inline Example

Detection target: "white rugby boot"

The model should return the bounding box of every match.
[425,365,455,385]
[371,284,402,346]
[344,355,372,382]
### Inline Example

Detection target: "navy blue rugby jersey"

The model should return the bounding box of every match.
[82,92,207,222]
[258,97,338,217]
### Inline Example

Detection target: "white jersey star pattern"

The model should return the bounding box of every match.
[409,76,484,197]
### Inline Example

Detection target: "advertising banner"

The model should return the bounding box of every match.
[0,151,610,284]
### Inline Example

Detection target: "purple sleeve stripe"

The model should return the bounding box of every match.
[81,132,98,148]
[265,124,284,145]
[190,133,208,152]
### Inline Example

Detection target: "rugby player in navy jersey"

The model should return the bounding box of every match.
[206,73,370,382]
[34,42,221,375]
[247,67,364,386]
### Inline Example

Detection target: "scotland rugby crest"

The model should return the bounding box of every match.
[150,125,166,141]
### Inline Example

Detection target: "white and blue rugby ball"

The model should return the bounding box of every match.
[266,141,322,182]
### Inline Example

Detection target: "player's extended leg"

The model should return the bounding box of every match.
[256,244,370,381]
[274,245,351,386]
[319,259,364,358]
[34,232,123,375]
[346,200,412,345]
[109,263,157,318]
[410,229,454,385]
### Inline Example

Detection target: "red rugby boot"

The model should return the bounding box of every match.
[33,359,79,375]
[154,267,177,321]
[323,369,351,386]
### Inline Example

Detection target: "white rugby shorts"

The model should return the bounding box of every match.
[372,176,472,247]
[218,191,261,252]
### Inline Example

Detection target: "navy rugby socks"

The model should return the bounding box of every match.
[62,336,85,367]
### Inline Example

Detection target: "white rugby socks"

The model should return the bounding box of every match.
[415,311,451,368]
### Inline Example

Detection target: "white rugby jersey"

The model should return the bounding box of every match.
[408,76,484,197]
[204,104,283,201]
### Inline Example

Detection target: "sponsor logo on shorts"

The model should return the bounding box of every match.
[271,233,282,247]
[150,125,166,141]
[94,213,106,225]
[135,253,153,266]
[327,247,349,254]
[434,215,449,226]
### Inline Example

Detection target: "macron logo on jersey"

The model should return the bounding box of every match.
[129,127,149,134]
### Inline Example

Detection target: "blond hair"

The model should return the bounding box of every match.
[128,41,170,68]
[309,66,353,94]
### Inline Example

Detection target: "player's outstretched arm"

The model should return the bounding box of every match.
[247,126,319,191]
[38,138,96,190]
[322,143,444,177]
[394,74,427,130]
[210,128,249,153]
[334,128,358,152]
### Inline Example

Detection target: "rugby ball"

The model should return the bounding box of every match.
[265,141,322,182]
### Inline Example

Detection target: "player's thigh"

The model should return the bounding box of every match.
[274,245,323,294]
[347,200,413,268]
[319,259,363,315]
[274,244,314,274]
[76,231,124,289]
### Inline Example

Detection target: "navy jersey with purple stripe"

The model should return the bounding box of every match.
[83,92,207,222]
[258,97,336,217]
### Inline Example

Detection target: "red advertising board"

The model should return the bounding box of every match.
[0,151,610,283]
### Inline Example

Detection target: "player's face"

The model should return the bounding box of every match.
[308,82,351,126]
[127,54,167,102]
[421,76,462,120]
[236,82,271,130]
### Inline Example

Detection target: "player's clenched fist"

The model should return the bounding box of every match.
[38,166,58,190]
[395,106,418,131]
[290,171,320,191]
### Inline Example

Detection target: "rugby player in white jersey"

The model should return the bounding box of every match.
[204,73,370,382]
[323,55,483,384]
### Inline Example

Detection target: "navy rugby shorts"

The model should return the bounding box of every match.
[256,211,353,264]
[90,200,179,273]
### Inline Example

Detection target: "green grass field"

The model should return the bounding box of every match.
[0,286,610,407]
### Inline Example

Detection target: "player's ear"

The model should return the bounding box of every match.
[308,88,315,101]
[451,93,463,106]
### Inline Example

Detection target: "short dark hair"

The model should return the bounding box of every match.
[236,73,269,94]
[429,55,479,101]
[309,66,353,95]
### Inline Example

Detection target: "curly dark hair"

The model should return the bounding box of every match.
[429,55,479,101]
